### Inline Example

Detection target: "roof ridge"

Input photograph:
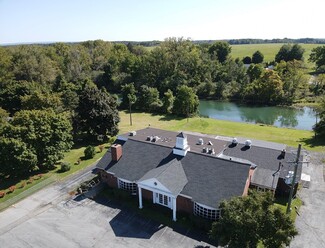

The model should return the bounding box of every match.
[153,158,176,178]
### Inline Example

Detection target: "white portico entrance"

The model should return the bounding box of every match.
[137,158,188,222]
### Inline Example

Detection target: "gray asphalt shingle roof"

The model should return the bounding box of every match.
[97,138,250,208]
[222,143,302,181]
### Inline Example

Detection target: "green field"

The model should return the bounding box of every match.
[119,111,324,152]
[230,43,320,65]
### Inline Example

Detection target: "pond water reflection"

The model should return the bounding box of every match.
[199,101,316,130]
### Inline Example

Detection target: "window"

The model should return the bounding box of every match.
[194,202,220,220]
[155,193,171,208]
[118,179,137,194]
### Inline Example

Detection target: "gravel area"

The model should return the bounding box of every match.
[290,151,325,248]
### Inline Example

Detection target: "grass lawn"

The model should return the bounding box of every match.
[119,111,324,152]
[53,143,110,179]
[274,196,303,222]
[0,142,111,208]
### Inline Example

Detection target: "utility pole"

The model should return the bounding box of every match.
[286,144,302,214]
[129,101,132,126]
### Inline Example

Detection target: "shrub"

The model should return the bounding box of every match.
[98,145,104,153]
[0,191,6,198]
[20,181,27,188]
[60,162,71,172]
[28,178,34,184]
[8,185,16,193]
[84,145,96,159]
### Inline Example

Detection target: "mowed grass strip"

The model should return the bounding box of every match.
[119,111,323,152]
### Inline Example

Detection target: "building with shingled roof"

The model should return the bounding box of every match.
[96,128,302,221]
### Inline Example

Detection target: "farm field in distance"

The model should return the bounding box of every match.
[230,43,320,67]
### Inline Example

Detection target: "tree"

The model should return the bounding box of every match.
[310,74,325,96]
[247,64,264,81]
[173,85,199,116]
[208,41,231,63]
[243,70,284,104]
[137,85,162,112]
[309,45,325,72]
[289,44,304,61]
[314,96,325,137]
[162,89,175,114]
[242,56,252,64]
[252,50,264,64]
[76,85,120,138]
[275,60,308,103]
[210,190,297,248]
[84,145,96,159]
[275,44,304,62]
[1,109,73,170]
[20,91,63,112]
[0,107,9,127]
[0,81,39,114]
[0,47,13,82]
[0,137,37,177]
[121,83,137,109]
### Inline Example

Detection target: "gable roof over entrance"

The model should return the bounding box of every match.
[138,158,188,196]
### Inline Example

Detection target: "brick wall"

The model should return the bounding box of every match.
[100,170,118,188]
[177,195,193,214]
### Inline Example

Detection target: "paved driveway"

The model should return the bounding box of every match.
[290,151,325,248]
[0,171,213,248]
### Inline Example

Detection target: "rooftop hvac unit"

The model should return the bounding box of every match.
[197,138,204,145]
[232,138,238,145]
[129,131,136,136]
[245,140,252,147]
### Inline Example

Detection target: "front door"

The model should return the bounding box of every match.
[155,193,172,209]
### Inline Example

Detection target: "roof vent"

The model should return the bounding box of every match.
[129,131,136,136]
[245,140,252,147]
[197,138,204,145]
[152,136,160,142]
[202,147,207,153]
[209,148,215,154]
[146,136,152,141]
[232,138,238,145]
[281,149,286,158]
[208,141,213,145]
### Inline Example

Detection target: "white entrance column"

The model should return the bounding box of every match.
[172,197,177,221]
[138,186,143,209]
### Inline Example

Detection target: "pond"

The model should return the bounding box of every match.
[199,101,317,130]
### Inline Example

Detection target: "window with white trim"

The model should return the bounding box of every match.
[194,202,220,220]
[118,179,137,194]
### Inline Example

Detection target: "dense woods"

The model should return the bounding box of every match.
[1,38,325,176]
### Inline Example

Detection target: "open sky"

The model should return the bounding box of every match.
[0,0,324,44]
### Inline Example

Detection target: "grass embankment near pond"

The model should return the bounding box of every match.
[0,143,110,208]
[119,111,324,152]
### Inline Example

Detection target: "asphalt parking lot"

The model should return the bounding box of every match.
[0,176,213,248]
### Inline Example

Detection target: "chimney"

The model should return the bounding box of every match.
[111,144,122,161]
